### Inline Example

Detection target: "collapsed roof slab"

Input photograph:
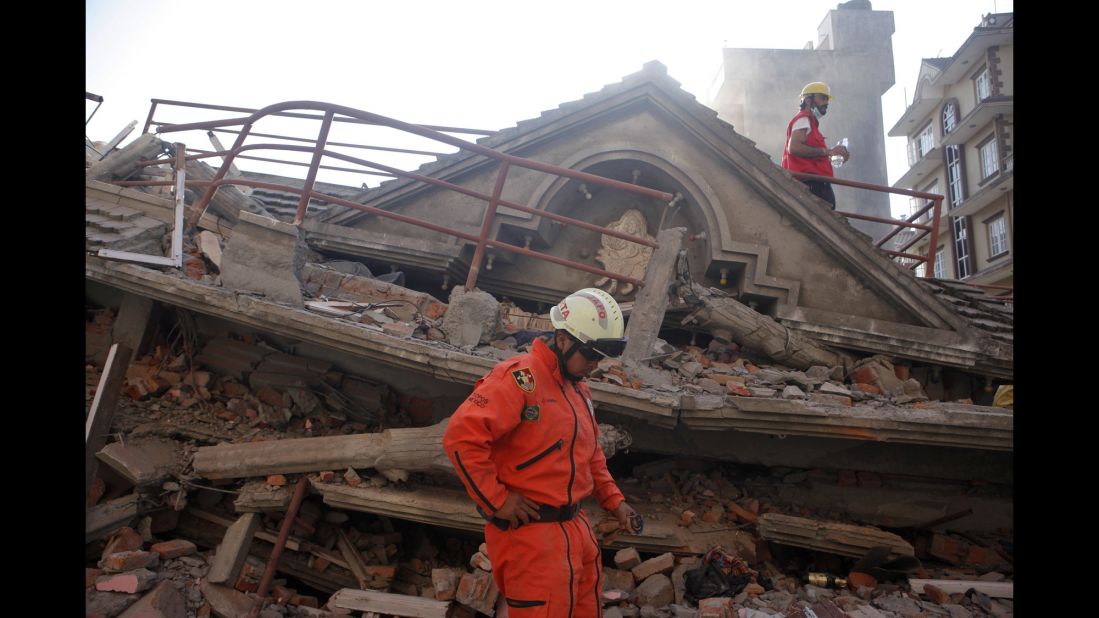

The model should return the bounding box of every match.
[86,257,1013,462]
[615,414,1012,485]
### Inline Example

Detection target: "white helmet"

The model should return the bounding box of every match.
[549,288,627,357]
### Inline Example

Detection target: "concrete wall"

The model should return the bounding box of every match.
[708,4,895,237]
[999,44,1014,95]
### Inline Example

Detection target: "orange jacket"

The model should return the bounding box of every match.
[443,337,625,516]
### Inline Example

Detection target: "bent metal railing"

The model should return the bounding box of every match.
[789,171,944,276]
[123,100,673,291]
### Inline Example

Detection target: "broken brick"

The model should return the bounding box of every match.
[726,382,752,397]
[847,571,877,589]
[852,383,882,395]
[455,567,498,615]
[266,474,288,487]
[318,471,336,482]
[726,501,758,524]
[292,595,319,608]
[431,568,462,601]
[924,584,951,605]
[88,476,106,507]
[102,527,144,561]
[344,467,362,487]
[100,550,160,572]
[96,568,158,594]
[614,547,642,570]
[272,584,296,605]
[698,597,734,618]
[469,551,492,572]
[150,539,197,560]
[701,505,725,523]
[631,552,675,582]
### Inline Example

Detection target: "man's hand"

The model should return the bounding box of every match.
[495,493,541,528]
[829,145,850,161]
[611,502,643,534]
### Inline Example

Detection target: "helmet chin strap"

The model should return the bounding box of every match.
[549,339,585,382]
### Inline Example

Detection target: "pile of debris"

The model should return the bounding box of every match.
[85,315,1013,617]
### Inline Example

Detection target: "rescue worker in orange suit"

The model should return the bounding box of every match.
[782,81,850,209]
[443,288,642,617]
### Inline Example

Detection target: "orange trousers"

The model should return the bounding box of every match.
[486,512,604,618]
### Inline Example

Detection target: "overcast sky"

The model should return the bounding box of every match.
[86,0,1012,217]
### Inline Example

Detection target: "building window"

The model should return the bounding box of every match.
[946,145,964,209]
[908,123,935,165]
[933,246,946,279]
[915,263,926,278]
[918,123,934,156]
[988,214,1008,257]
[942,101,958,135]
[979,136,999,180]
[910,180,939,222]
[953,217,972,278]
[975,66,992,101]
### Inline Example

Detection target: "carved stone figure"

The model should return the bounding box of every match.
[594,208,655,297]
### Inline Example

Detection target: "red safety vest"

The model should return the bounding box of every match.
[782,109,834,178]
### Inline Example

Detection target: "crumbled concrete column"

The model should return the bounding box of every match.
[220,211,308,307]
[622,228,686,365]
[441,286,500,347]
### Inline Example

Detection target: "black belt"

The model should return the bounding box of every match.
[479,504,580,531]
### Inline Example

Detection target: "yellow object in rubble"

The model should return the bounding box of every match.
[993,384,1013,408]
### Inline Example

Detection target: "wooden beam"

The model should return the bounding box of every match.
[335,529,372,590]
[757,513,914,560]
[328,589,450,618]
[909,578,1013,599]
[86,343,132,496]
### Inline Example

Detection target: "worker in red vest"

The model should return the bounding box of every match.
[443,287,642,617]
[782,81,850,209]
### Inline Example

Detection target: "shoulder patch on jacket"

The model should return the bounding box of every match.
[511,368,536,392]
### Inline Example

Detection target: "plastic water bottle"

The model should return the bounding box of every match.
[831,137,849,168]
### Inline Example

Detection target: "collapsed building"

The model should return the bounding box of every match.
[85,61,1013,618]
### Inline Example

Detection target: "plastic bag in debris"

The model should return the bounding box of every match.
[683,546,764,604]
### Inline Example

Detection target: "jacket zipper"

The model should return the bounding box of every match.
[560,384,579,506]
[516,438,564,470]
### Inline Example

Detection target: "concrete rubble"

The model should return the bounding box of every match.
[87,105,1013,617]
[85,324,1013,617]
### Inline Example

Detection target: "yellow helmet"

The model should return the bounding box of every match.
[799,82,833,102]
